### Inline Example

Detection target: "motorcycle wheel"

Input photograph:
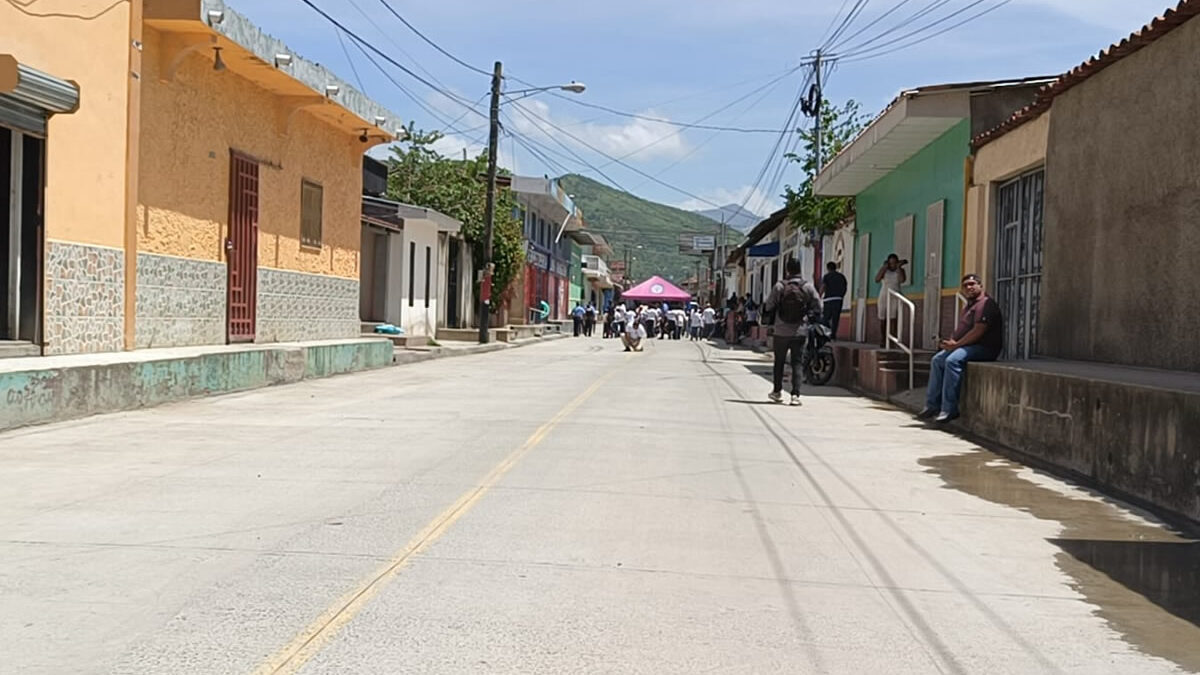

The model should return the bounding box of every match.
[806,348,836,386]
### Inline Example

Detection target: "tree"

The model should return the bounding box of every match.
[783,99,868,238]
[385,125,525,303]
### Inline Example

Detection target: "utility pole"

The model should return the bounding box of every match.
[478,60,502,344]
[814,49,823,177]
[718,214,727,303]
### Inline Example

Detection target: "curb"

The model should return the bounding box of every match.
[391,332,567,366]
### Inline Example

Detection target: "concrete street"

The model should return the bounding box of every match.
[1,337,1196,674]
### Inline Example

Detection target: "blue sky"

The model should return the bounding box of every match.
[231,0,1171,216]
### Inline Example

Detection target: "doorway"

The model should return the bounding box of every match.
[226,152,259,343]
[1,126,45,346]
[994,169,1045,360]
[446,237,460,328]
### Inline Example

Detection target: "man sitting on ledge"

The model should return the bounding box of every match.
[918,274,1004,424]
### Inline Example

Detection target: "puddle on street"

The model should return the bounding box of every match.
[921,451,1200,673]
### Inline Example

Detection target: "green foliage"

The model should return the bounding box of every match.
[784,99,868,238]
[558,174,744,286]
[385,125,524,298]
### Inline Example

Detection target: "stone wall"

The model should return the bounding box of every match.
[256,267,359,343]
[135,253,226,349]
[44,241,124,355]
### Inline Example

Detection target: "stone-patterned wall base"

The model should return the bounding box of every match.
[256,267,359,343]
[135,253,227,349]
[44,241,125,355]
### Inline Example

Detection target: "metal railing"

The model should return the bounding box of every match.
[884,288,916,391]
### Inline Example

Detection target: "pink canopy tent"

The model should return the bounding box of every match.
[620,275,692,303]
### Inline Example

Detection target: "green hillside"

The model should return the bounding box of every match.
[559,174,745,286]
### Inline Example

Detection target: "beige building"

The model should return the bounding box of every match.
[1,0,402,356]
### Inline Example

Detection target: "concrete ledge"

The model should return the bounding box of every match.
[962,361,1200,524]
[0,339,393,433]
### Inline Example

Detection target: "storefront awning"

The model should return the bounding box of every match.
[0,55,80,135]
[748,242,780,258]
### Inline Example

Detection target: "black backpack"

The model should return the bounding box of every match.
[778,280,813,324]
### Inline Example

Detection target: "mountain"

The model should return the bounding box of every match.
[558,174,743,287]
[695,204,762,234]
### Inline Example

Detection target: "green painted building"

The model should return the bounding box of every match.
[815,78,1050,347]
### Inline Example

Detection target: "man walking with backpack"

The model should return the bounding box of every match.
[764,258,822,405]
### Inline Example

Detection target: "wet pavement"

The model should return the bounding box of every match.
[923,451,1200,672]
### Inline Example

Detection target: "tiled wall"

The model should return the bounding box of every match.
[44,241,125,355]
[256,267,359,343]
[135,253,226,349]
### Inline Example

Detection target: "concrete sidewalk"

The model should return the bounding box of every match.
[0,332,566,434]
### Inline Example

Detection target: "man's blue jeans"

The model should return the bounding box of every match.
[926,345,999,416]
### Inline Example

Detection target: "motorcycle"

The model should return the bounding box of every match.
[801,316,837,386]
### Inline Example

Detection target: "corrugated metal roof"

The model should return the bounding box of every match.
[972,0,1199,149]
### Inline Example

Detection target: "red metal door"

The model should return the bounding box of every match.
[226,153,259,343]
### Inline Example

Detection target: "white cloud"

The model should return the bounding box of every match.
[508,99,691,163]
[675,186,776,215]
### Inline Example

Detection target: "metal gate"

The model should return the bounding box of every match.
[226,152,259,343]
[994,169,1044,360]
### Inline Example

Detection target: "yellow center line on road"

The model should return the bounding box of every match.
[253,361,624,675]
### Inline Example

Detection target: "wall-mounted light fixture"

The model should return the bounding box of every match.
[324,84,340,97]
[359,129,370,143]
[212,47,226,72]
[273,53,293,68]
[207,9,224,25]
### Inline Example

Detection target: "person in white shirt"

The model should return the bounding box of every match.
[622,308,647,351]
[613,304,626,336]
[701,304,716,339]
[689,307,703,341]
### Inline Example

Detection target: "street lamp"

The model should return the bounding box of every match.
[479,63,584,343]
[552,194,577,244]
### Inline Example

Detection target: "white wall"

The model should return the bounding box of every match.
[398,219,441,338]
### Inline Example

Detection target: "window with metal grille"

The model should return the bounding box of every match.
[300,180,323,248]
[994,169,1045,360]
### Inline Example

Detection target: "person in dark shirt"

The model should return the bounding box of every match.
[918,274,1003,423]
[820,261,848,341]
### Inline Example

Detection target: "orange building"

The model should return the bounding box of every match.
[1,0,402,355]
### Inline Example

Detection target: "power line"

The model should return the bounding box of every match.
[374,0,492,77]
[296,0,486,120]
[729,69,814,220]
[628,68,796,192]
[504,105,635,194]
[344,0,467,98]
[839,0,1014,61]
[824,0,872,50]
[828,0,919,51]
[347,34,488,145]
[599,65,804,169]
[508,99,727,209]
[817,0,858,47]
[519,94,803,134]
[833,0,955,53]
[332,27,368,95]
